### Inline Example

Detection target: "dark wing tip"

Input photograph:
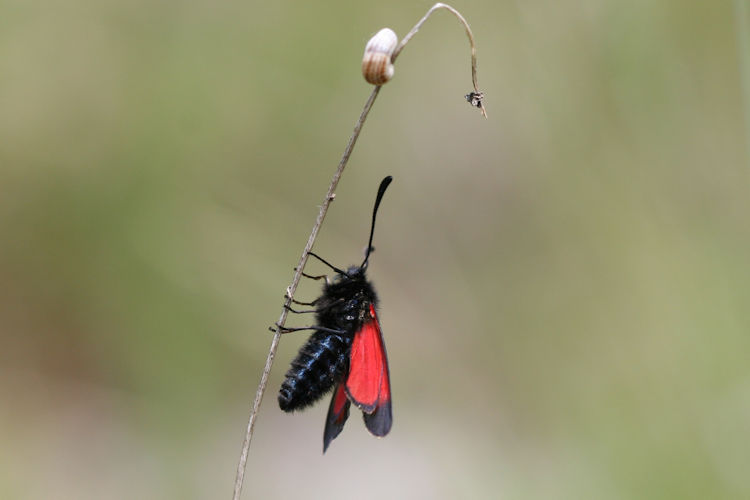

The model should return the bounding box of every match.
[323,386,351,453]
[363,399,392,437]
[323,427,339,454]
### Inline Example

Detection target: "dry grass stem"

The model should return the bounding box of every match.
[232,5,483,499]
[393,3,486,117]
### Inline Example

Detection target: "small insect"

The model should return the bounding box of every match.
[278,176,394,452]
[465,91,485,109]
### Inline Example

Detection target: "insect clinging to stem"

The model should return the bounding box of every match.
[277,176,394,452]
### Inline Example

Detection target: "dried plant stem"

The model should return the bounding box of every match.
[233,4,483,499]
[232,86,381,500]
[393,3,486,118]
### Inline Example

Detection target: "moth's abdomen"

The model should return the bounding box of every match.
[278,332,351,412]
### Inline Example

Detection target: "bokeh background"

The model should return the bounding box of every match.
[2,0,749,498]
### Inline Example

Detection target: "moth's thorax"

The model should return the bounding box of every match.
[317,265,378,335]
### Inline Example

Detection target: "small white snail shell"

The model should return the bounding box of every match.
[362,28,398,85]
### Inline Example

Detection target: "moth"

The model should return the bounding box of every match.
[278,176,394,452]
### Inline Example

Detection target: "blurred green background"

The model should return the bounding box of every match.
[1,0,749,498]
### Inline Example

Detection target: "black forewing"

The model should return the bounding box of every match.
[323,383,351,452]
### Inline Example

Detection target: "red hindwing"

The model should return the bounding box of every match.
[345,304,392,437]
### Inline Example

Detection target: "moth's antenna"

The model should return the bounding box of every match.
[361,176,393,269]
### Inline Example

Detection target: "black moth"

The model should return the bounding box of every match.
[278,176,393,452]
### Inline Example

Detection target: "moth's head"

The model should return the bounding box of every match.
[342,265,366,280]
